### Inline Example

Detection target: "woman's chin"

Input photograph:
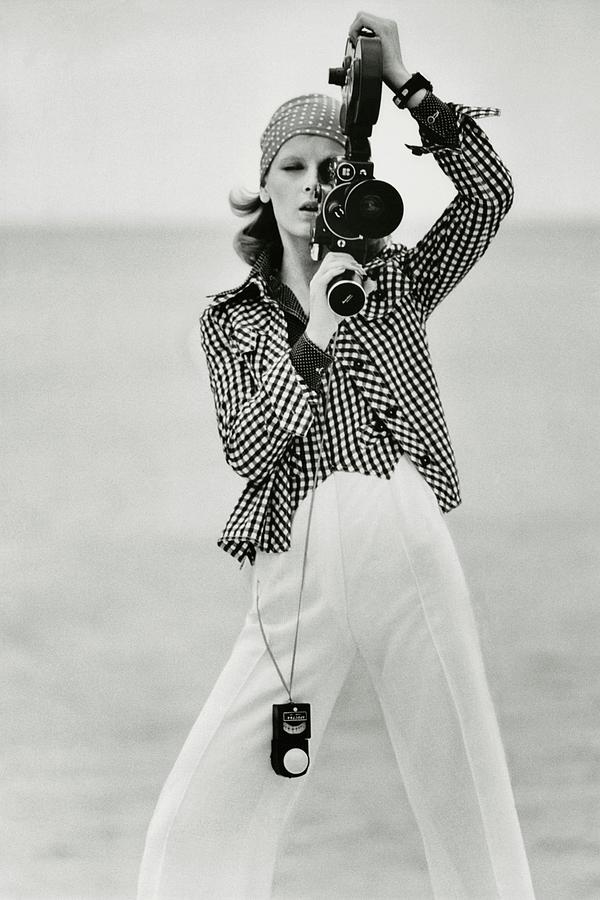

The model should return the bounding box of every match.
[281,222,314,244]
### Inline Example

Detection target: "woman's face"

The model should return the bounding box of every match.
[259,134,342,244]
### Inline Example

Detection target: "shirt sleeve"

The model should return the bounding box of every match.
[289,332,334,390]
[199,307,314,483]
[409,92,459,148]
[399,99,514,320]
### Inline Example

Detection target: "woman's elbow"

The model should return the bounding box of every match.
[223,440,277,483]
[490,167,515,219]
[474,169,514,224]
[499,169,515,216]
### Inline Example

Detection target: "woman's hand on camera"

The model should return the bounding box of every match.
[305,252,365,350]
[348,11,410,90]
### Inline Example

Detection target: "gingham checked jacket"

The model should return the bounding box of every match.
[200,102,514,563]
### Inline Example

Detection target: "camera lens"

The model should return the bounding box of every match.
[327,273,366,317]
[346,180,404,237]
[358,191,385,219]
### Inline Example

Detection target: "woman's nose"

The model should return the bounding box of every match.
[303,165,321,194]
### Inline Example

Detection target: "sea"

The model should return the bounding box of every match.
[1,222,598,898]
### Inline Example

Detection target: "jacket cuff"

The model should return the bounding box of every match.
[406,99,501,156]
[289,332,334,391]
[261,351,314,435]
[409,92,459,148]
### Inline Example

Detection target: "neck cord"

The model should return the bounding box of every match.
[256,329,340,702]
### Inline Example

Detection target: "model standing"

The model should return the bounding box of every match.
[138,12,535,899]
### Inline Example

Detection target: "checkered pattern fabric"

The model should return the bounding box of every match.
[407,98,502,156]
[200,100,514,564]
[259,93,345,184]
[262,268,334,390]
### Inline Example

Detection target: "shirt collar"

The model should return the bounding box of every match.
[258,255,307,323]
[208,248,278,307]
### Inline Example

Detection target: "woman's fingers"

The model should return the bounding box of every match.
[316,252,366,274]
[348,10,373,42]
[347,11,406,86]
[312,265,365,288]
[316,266,361,283]
[348,10,389,41]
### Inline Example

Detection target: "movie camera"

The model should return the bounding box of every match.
[269,32,406,782]
[311,30,404,316]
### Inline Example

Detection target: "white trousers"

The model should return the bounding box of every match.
[138,457,535,899]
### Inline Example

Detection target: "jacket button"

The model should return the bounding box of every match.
[353,358,365,371]
[384,403,398,416]
[420,452,432,467]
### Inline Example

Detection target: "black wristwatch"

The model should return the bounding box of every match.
[392,72,433,109]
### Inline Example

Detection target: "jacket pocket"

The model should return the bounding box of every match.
[231,326,259,355]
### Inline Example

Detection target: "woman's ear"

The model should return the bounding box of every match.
[259,185,270,204]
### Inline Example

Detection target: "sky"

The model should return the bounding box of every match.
[1,0,598,226]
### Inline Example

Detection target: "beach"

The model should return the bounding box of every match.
[1,222,598,898]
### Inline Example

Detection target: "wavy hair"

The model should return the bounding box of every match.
[229,188,282,267]
[229,187,387,268]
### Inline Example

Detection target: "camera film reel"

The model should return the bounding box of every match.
[271,702,311,778]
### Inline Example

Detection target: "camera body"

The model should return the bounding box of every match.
[311,32,404,316]
[271,702,311,778]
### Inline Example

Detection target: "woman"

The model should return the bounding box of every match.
[138,12,535,899]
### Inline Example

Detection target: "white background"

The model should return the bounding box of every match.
[2,0,598,227]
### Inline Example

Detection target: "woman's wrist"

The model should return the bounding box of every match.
[387,65,410,90]
[388,68,428,109]
[305,320,335,351]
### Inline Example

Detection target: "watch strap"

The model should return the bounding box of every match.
[392,72,433,109]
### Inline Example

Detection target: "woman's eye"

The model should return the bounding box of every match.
[318,159,336,184]
[281,163,303,171]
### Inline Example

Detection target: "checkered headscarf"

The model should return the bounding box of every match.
[259,93,344,184]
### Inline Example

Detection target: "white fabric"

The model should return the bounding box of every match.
[138,456,535,899]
